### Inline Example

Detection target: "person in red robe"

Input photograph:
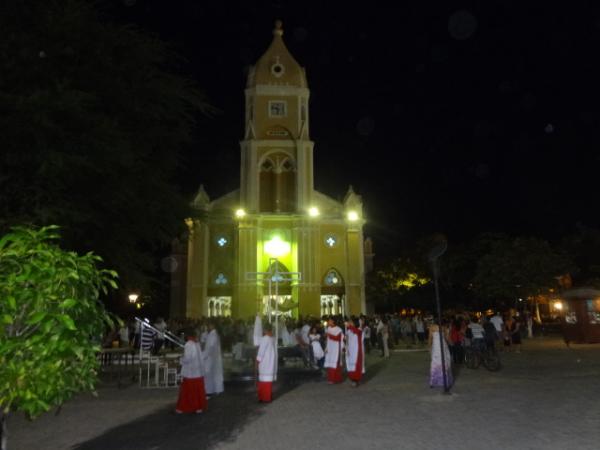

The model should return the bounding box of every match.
[256,323,276,403]
[324,318,344,384]
[175,330,208,414]
[345,318,364,387]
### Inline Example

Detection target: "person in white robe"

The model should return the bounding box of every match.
[324,319,344,384]
[203,322,224,396]
[256,323,276,402]
[175,330,207,414]
[280,319,291,347]
[253,314,263,346]
[345,318,365,386]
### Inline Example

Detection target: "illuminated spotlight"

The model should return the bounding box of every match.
[128,293,138,304]
[554,301,563,311]
[308,206,319,217]
[264,236,291,257]
[347,211,359,221]
[235,208,246,218]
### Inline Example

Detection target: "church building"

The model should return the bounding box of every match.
[170,21,372,320]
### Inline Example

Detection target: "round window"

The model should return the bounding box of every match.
[271,63,285,77]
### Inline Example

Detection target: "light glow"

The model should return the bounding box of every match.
[308,206,319,217]
[347,211,359,221]
[554,301,563,311]
[264,236,291,257]
[235,208,246,218]
[128,293,138,304]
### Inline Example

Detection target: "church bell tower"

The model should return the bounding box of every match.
[240,20,314,214]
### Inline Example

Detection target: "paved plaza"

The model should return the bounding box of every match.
[9,337,600,450]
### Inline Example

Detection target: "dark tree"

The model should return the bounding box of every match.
[560,225,600,287]
[0,0,211,303]
[472,236,575,309]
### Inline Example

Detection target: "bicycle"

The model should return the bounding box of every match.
[464,341,501,371]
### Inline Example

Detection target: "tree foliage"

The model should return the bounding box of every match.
[559,225,600,287]
[472,236,574,304]
[0,0,210,296]
[366,257,430,311]
[0,226,117,422]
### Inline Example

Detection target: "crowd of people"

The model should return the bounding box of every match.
[100,309,533,413]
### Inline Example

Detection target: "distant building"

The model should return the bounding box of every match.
[170,21,370,319]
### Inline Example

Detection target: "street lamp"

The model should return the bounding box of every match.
[128,293,139,304]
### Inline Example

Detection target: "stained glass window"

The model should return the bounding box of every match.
[325,235,337,248]
[325,270,340,286]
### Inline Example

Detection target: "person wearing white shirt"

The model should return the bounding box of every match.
[490,313,504,334]
[467,317,485,349]
[490,312,504,345]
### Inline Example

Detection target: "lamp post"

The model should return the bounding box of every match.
[428,237,450,394]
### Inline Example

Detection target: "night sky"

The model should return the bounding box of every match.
[110,1,600,261]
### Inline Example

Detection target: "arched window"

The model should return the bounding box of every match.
[259,153,296,213]
[259,157,275,212]
[278,158,296,212]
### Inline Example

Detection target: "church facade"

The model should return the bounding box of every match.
[170,21,372,320]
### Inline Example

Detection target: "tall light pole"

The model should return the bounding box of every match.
[428,237,450,394]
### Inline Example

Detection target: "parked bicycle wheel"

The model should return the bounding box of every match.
[482,348,501,372]
[464,347,480,369]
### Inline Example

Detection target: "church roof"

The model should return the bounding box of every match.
[247,20,307,88]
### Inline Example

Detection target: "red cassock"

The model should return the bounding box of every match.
[257,381,272,402]
[176,377,208,413]
[256,333,276,402]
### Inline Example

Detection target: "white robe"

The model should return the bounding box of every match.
[345,327,365,373]
[280,323,291,347]
[324,326,344,369]
[257,334,277,382]
[180,340,204,379]
[253,315,263,347]
[203,329,224,394]
[310,333,324,360]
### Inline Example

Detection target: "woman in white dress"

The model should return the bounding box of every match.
[309,326,324,369]
[203,322,224,396]
[428,323,453,389]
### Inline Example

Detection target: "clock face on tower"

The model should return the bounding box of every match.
[269,101,286,117]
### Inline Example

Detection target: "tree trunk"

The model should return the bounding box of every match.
[1,411,7,450]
